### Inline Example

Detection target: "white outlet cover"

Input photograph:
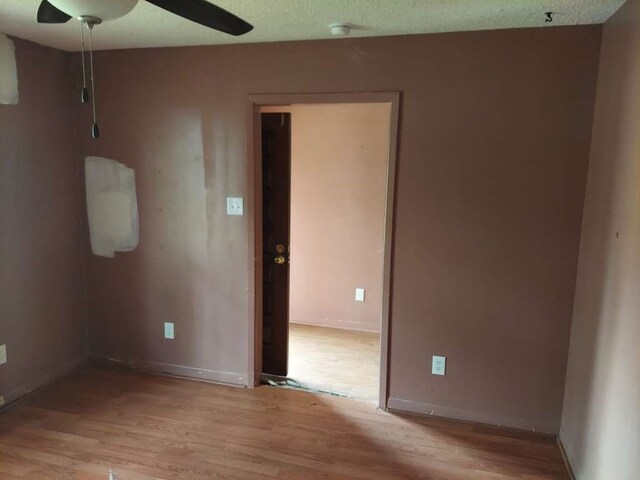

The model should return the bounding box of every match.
[355,288,365,302]
[432,355,446,376]
[164,322,175,340]
[0,344,7,365]
[226,197,244,216]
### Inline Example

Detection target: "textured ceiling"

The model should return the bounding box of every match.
[0,0,626,52]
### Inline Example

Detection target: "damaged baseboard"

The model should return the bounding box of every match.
[91,355,247,387]
[386,397,558,435]
[0,355,88,410]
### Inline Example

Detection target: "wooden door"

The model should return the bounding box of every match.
[261,112,291,377]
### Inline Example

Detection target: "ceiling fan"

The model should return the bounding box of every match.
[36,0,254,138]
[37,0,253,36]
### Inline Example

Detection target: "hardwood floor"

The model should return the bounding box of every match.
[288,323,380,401]
[0,367,569,479]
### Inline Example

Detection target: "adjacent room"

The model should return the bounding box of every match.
[260,103,390,402]
[0,1,638,479]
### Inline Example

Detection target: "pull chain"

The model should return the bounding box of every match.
[87,22,99,139]
[80,23,88,103]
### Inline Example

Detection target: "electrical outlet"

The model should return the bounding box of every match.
[355,288,365,302]
[432,355,446,376]
[0,344,6,365]
[226,197,244,216]
[164,322,175,340]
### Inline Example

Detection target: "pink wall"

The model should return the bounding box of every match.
[560,0,640,477]
[78,26,601,432]
[0,39,86,404]
[263,104,390,333]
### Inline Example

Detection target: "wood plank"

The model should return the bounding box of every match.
[0,367,569,479]
[288,323,380,401]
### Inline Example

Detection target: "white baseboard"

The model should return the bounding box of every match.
[0,355,88,409]
[387,397,558,435]
[91,355,247,387]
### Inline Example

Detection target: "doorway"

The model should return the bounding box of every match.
[248,93,400,409]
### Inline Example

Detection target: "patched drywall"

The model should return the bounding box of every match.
[85,157,139,258]
[0,33,18,105]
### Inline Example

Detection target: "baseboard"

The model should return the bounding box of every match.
[0,355,88,410]
[557,431,578,480]
[91,355,247,387]
[291,320,380,334]
[386,397,558,435]
[558,428,581,480]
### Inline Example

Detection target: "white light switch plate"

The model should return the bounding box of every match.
[226,197,244,216]
[355,288,365,302]
[0,345,7,365]
[164,322,175,340]
[432,355,446,376]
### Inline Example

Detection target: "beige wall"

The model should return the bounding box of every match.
[560,0,640,477]
[263,103,389,333]
[80,26,600,432]
[0,39,86,404]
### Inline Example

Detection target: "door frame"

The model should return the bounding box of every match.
[246,92,401,410]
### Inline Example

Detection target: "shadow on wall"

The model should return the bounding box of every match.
[0,367,569,479]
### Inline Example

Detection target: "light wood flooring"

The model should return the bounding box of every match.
[0,367,569,479]
[287,323,380,402]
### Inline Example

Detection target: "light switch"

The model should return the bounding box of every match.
[432,355,446,376]
[226,197,244,216]
[0,344,6,365]
[164,322,175,340]
[355,288,365,302]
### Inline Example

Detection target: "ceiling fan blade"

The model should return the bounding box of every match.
[37,0,72,23]
[144,0,253,36]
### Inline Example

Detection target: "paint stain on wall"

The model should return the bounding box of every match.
[0,34,19,105]
[85,156,139,258]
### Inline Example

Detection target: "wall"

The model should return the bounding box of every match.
[0,38,86,405]
[560,0,640,477]
[263,103,389,333]
[81,26,601,432]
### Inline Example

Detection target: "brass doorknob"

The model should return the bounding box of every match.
[274,255,286,265]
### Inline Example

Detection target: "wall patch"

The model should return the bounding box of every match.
[0,34,19,105]
[85,156,139,258]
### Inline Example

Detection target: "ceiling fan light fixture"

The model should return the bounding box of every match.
[37,0,254,139]
[48,0,139,21]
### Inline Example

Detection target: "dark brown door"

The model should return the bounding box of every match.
[261,112,291,377]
